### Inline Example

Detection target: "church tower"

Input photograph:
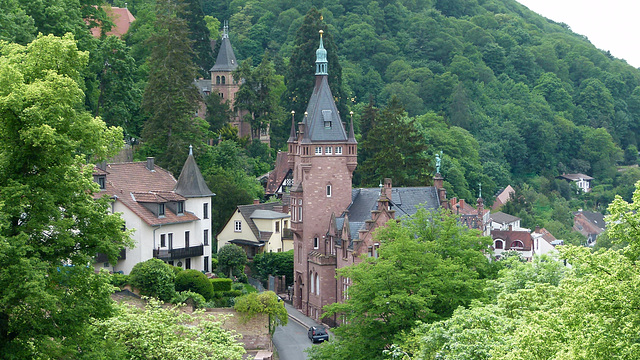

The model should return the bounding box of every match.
[289,31,357,320]
[209,22,252,140]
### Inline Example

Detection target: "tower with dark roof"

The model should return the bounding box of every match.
[289,30,357,319]
[208,22,253,140]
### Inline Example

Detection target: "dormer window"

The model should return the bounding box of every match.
[158,203,165,217]
[97,176,106,190]
[322,110,332,128]
[177,201,184,215]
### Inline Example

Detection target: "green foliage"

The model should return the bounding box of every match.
[175,269,215,300]
[171,290,207,309]
[211,278,233,292]
[92,297,245,359]
[250,250,294,287]
[110,273,130,289]
[234,291,288,333]
[0,34,128,357]
[129,259,176,301]
[217,244,247,279]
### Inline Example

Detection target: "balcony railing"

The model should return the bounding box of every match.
[95,248,127,263]
[153,244,204,260]
[282,228,293,240]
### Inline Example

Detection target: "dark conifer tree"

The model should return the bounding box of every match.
[141,0,208,174]
[283,8,348,123]
[181,0,214,76]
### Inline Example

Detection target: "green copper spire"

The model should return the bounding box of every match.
[315,30,328,75]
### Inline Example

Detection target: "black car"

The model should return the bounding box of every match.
[308,326,329,343]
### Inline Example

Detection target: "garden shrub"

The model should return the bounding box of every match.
[211,278,232,292]
[175,269,214,300]
[110,273,129,288]
[171,290,206,309]
[129,258,175,301]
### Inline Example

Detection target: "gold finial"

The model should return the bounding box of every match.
[291,110,295,115]
[319,29,324,38]
[350,111,354,115]
[320,15,324,21]
[304,111,308,116]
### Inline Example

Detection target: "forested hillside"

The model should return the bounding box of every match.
[4,0,640,235]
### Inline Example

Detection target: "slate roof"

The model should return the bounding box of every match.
[194,79,211,98]
[174,151,214,198]
[235,202,289,241]
[210,34,238,72]
[558,173,594,181]
[250,210,290,220]
[93,162,199,226]
[338,187,440,240]
[490,211,521,225]
[574,210,605,229]
[301,75,348,143]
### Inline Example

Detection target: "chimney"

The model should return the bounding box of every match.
[460,199,465,210]
[253,199,260,205]
[384,178,392,200]
[535,226,540,233]
[508,225,513,231]
[146,157,155,171]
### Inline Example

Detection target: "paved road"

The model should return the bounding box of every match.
[273,302,327,360]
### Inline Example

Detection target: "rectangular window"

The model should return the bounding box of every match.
[326,146,332,154]
[298,206,302,221]
[284,220,288,228]
[314,237,319,249]
[168,233,173,250]
[160,234,166,248]
[97,176,106,189]
[204,256,209,272]
[235,220,242,232]
[158,203,165,216]
[315,146,322,155]
[326,185,332,197]
[204,229,209,246]
[336,146,342,154]
[275,221,280,233]
[177,201,184,214]
[203,203,209,219]
[185,258,191,270]
[185,231,190,248]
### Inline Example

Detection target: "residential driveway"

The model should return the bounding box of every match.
[273,303,328,360]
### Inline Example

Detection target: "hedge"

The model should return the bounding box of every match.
[175,269,214,300]
[211,278,232,292]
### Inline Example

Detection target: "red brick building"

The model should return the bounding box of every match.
[288,33,445,325]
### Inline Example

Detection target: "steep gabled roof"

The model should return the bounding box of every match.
[174,150,214,198]
[210,32,238,72]
[236,202,289,241]
[301,76,348,143]
[490,211,521,225]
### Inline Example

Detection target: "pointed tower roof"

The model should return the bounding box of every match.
[174,146,215,198]
[287,110,297,143]
[301,31,347,144]
[348,111,357,144]
[210,21,238,72]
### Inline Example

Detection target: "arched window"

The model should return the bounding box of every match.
[221,76,226,84]
[315,273,320,295]
[494,240,503,249]
[511,240,525,249]
[216,76,220,84]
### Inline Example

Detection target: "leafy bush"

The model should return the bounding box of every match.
[171,291,206,309]
[110,273,129,289]
[171,265,183,276]
[223,290,243,298]
[234,291,288,333]
[250,250,294,287]
[211,278,233,292]
[217,244,247,278]
[175,269,214,300]
[129,259,175,301]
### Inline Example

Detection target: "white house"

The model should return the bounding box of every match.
[217,201,292,259]
[558,173,594,193]
[489,211,523,231]
[93,148,214,274]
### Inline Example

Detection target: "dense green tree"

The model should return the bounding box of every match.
[0,0,35,44]
[182,0,214,75]
[357,97,432,187]
[234,291,288,334]
[0,34,128,357]
[283,8,347,124]
[217,244,247,278]
[175,269,215,300]
[129,258,176,301]
[140,0,208,174]
[204,91,233,134]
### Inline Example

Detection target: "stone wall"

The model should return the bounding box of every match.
[206,308,272,351]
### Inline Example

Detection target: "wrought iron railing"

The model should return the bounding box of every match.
[153,244,204,260]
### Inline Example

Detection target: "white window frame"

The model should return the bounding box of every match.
[326,185,332,197]
[314,237,319,249]
[326,146,332,154]
[336,146,343,154]
[315,146,322,155]
[234,220,242,232]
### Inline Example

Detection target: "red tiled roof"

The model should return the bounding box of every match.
[491,229,533,251]
[90,7,135,38]
[93,162,198,226]
[532,228,557,244]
